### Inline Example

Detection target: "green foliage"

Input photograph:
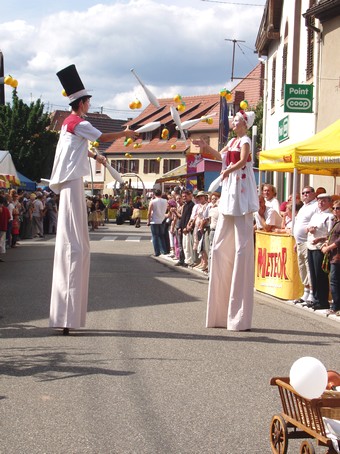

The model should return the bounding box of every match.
[253,99,263,168]
[0,91,58,181]
[254,99,263,152]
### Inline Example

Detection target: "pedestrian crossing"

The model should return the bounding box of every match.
[98,235,149,242]
[19,234,151,245]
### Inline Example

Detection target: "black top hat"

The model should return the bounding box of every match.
[56,64,91,103]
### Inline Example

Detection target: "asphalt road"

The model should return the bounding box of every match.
[1,221,339,454]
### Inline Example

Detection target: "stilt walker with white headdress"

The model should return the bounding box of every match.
[193,109,259,331]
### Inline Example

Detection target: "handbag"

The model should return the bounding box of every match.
[322,220,340,273]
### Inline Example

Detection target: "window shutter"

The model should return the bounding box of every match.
[306,16,315,79]
[144,159,148,174]
[163,159,169,174]
[281,43,288,100]
[271,57,276,110]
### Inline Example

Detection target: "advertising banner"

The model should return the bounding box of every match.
[255,231,303,300]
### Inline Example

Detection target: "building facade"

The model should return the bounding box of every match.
[256,0,340,197]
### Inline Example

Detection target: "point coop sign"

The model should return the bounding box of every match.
[284,84,313,113]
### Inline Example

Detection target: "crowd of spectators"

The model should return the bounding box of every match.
[0,188,60,261]
[1,183,339,317]
[0,189,121,261]
[147,183,339,316]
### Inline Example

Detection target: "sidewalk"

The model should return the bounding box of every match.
[153,252,340,326]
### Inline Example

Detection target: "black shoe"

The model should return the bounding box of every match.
[63,328,70,336]
[306,302,316,308]
[312,304,329,311]
[294,298,305,304]
[174,261,184,266]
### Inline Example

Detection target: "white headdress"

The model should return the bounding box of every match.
[236,110,255,129]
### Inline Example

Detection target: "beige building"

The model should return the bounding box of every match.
[105,64,264,193]
[256,0,340,196]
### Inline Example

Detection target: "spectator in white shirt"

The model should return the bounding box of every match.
[262,183,280,214]
[147,189,168,256]
[254,195,282,232]
[292,186,318,304]
[306,193,334,310]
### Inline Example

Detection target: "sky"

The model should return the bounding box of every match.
[0,0,265,119]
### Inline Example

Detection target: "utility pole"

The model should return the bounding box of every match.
[225,38,245,82]
[0,50,4,105]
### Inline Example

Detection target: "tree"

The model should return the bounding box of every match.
[0,91,58,181]
[250,99,263,168]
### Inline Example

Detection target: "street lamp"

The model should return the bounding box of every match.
[0,50,19,104]
[0,50,4,105]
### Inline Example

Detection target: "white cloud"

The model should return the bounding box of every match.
[0,0,263,116]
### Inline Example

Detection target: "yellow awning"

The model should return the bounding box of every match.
[259,118,340,176]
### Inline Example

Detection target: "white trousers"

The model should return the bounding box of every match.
[183,231,194,265]
[206,213,254,331]
[0,231,6,254]
[49,178,90,329]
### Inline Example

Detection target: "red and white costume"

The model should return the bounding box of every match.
[206,135,259,331]
[49,115,101,329]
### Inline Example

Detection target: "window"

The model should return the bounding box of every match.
[111,160,128,174]
[163,159,181,174]
[110,159,139,174]
[143,159,160,174]
[144,131,152,142]
[95,160,101,175]
[271,56,276,110]
[306,7,315,80]
[281,42,288,100]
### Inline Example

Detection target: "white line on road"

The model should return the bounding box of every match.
[126,236,142,242]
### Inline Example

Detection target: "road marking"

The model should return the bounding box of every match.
[126,236,142,242]
[101,236,119,241]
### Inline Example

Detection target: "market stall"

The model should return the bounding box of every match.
[257,118,340,299]
[0,150,20,187]
[17,171,36,192]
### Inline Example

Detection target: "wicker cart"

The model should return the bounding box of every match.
[270,376,340,454]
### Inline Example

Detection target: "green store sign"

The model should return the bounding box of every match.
[278,116,289,143]
[284,84,313,113]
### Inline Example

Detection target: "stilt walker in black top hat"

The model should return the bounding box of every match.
[49,65,137,335]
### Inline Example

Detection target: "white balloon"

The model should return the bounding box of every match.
[289,357,328,399]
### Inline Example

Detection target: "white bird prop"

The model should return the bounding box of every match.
[170,105,186,141]
[105,163,124,185]
[177,113,217,130]
[135,121,161,133]
[130,69,160,109]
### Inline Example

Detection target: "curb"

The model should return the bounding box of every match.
[152,254,340,327]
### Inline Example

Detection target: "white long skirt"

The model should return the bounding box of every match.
[49,178,90,329]
[206,213,254,331]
